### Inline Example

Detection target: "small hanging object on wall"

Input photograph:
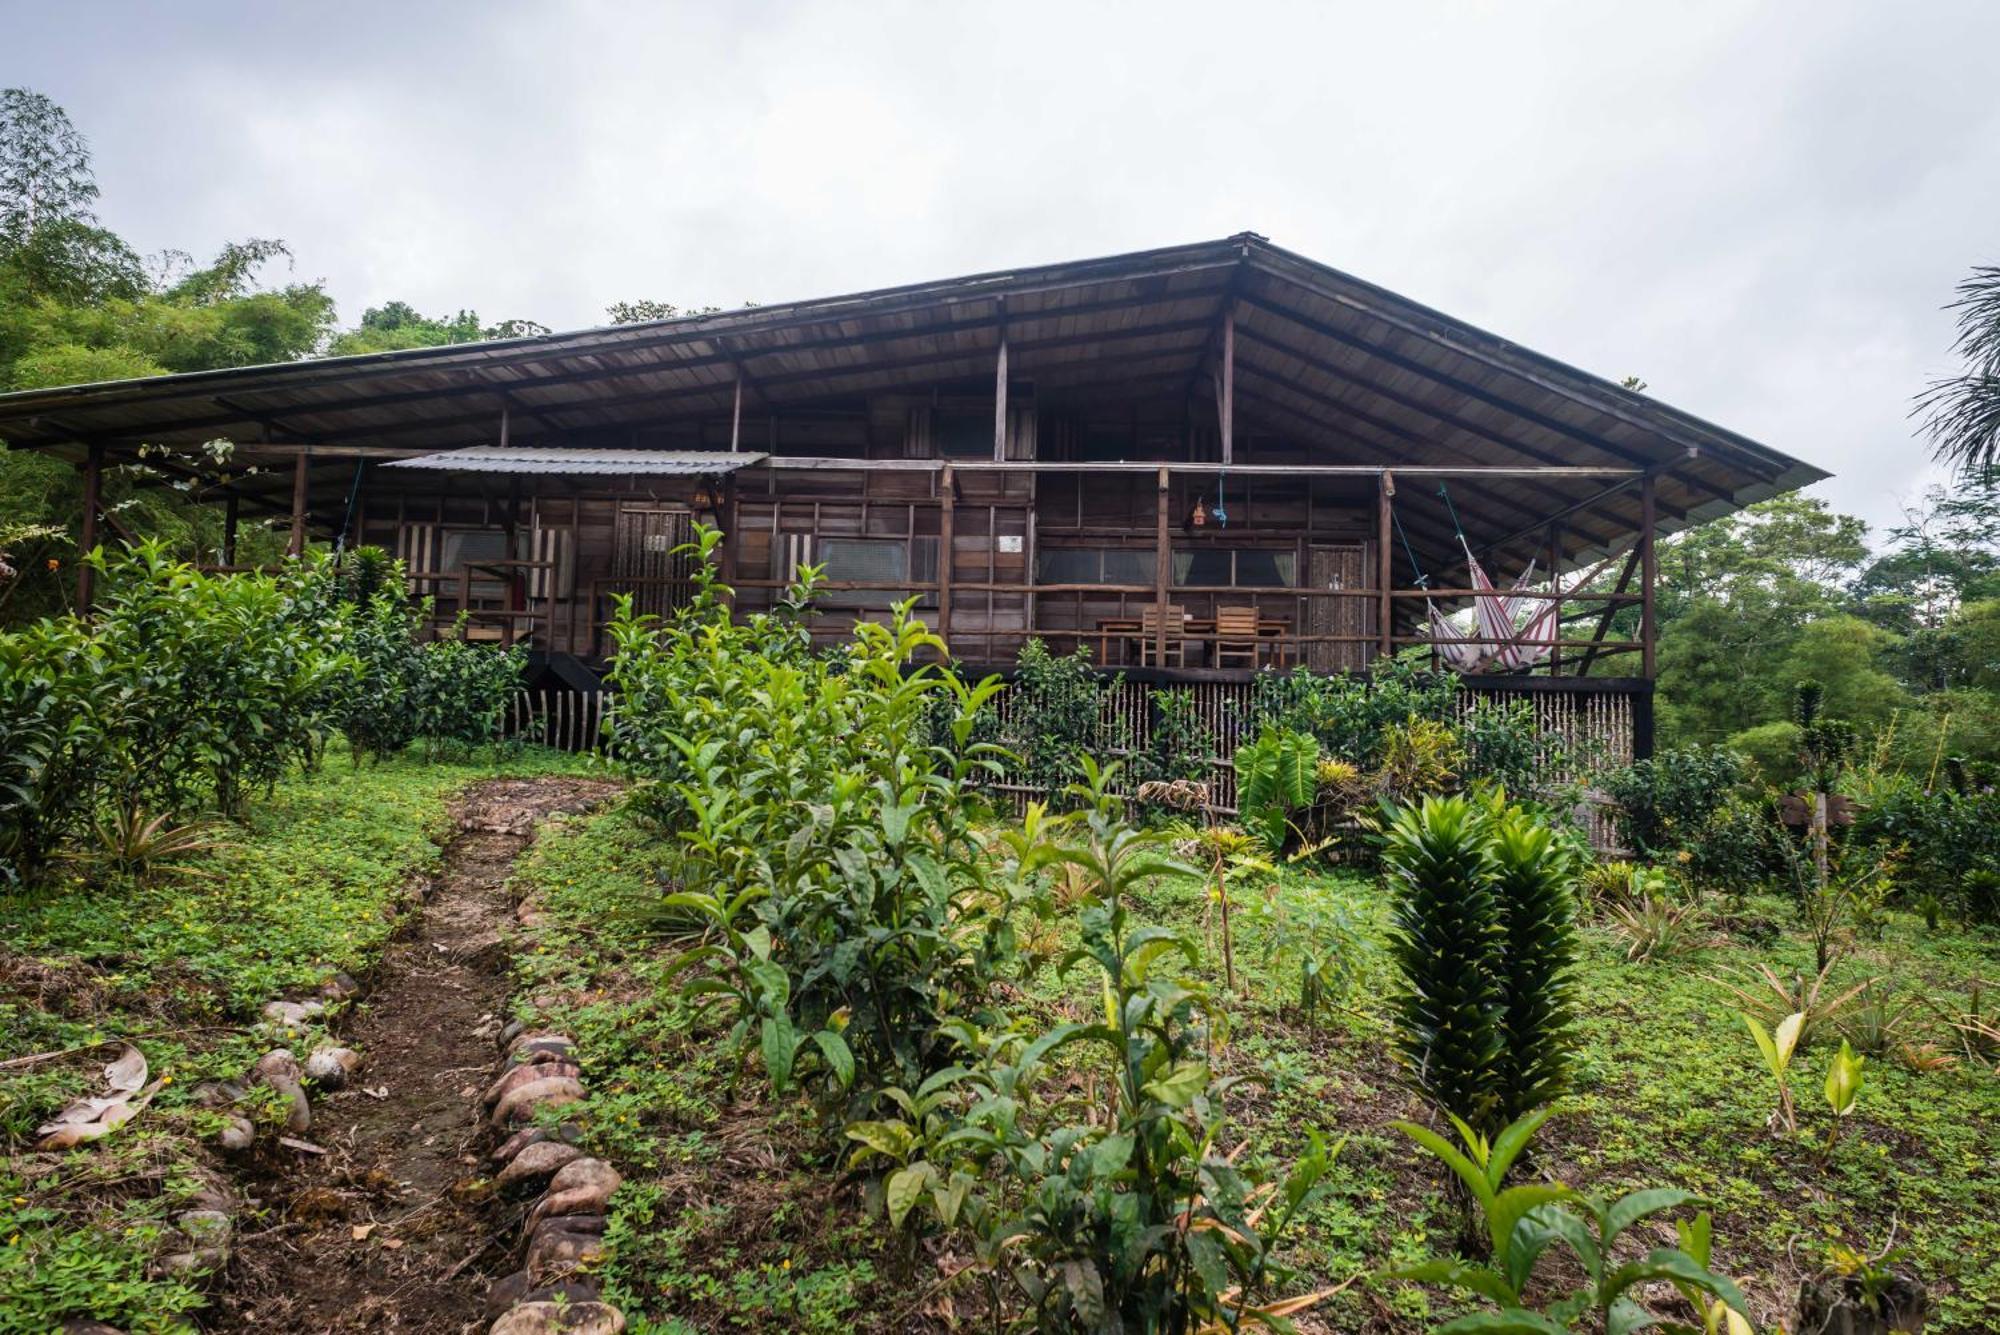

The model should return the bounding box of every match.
[1211,469,1229,529]
[1190,496,1209,528]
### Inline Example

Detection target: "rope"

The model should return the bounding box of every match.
[1390,505,1428,589]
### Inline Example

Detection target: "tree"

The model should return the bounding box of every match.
[328,301,546,355]
[0,88,95,239]
[605,298,721,325]
[1918,265,2000,475]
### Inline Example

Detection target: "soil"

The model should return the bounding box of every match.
[208,776,620,1334]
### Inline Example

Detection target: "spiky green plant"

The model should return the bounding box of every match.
[1485,799,1582,1125]
[1381,794,1503,1135]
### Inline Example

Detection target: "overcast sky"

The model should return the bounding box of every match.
[9,1,1998,538]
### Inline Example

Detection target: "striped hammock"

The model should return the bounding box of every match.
[1425,544,1618,673]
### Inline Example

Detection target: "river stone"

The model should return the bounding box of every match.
[499,1019,528,1048]
[174,1209,232,1247]
[305,1046,362,1088]
[259,999,325,1028]
[491,1127,549,1165]
[153,1246,228,1276]
[505,1029,574,1054]
[60,1322,126,1334]
[489,1301,624,1335]
[496,1140,584,1191]
[317,970,363,1001]
[217,1114,255,1152]
[523,1226,608,1282]
[526,1158,621,1226]
[484,1269,532,1319]
[252,1050,312,1134]
[487,1061,581,1108]
[191,1079,247,1109]
[492,1076,584,1126]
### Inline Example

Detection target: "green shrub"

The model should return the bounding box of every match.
[1001,638,1114,795]
[410,629,525,759]
[1601,744,1750,858]
[1248,658,1457,766]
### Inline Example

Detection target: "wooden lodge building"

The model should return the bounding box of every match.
[0,234,1827,765]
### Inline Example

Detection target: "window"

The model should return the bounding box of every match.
[816,536,937,607]
[440,529,515,600]
[1173,547,1297,589]
[1036,547,1154,586]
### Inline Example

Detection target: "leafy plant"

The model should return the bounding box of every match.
[1713,959,1871,1053]
[1606,892,1705,964]
[1375,718,1465,805]
[1822,1038,1866,1160]
[1388,1108,1749,1334]
[1233,725,1318,853]
[1744,1010,1806,1134]
[1001,637,1115,797]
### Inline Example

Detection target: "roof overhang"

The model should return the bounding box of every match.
[0,232,1830,574]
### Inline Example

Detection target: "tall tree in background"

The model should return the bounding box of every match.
[1919,266,2000,475]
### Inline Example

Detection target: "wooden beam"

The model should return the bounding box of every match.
[76,442,104,611]
[1547,521,1562,675]
[288,449,310,557]
[1640,474,1658,680]
[1377,470,1394,660]
[1220,304,1234,466]
[937,464,955,648]
[1154,467,1170,663]
[1575,545,1642,678]
[729,370,743,453]
[993,334,1008,462]
[222,492,240,565]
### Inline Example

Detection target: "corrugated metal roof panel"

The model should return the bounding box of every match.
[384,447,769,475]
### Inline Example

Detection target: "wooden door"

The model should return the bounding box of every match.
[1307,542,1369,673]
[612,506,695,621]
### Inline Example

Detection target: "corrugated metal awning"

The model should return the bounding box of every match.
[383,447,768,475]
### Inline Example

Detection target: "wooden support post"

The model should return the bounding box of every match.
[499,400,511,450]
[937,465,955,649]
[1220,305,1235,466]
[992,337,1009,461]
[1154,467,1170,663]
[729,371,743,453]
[76,442,104,611]
[222,492,240,566]
[1376,470,1394,661]
[288,449,310,557]
[1547,521,1563,676]
[1640,474,1658,679]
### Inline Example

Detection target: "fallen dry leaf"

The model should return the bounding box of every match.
[381,1237,404,1250]
[351,1223,376,1241]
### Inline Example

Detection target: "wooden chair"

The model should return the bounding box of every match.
[1214,605,1262,669]
[1138,604,1186,667]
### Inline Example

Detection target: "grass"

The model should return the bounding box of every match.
[507,804,2000,1334]
[0,747,592,1335]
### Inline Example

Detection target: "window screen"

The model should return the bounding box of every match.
[1172,548,1297,588]
[819,537,912,607]
[1036,547,1153,586]
[440,530,514,599]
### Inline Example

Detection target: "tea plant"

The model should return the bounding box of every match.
[1388,1109,1750,1335]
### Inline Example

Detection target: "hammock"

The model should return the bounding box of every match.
[1399,484,1610,674]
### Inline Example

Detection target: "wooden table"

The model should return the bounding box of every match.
[1093,614,1294,667]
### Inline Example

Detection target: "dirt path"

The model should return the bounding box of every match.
[210,776,620,1334]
